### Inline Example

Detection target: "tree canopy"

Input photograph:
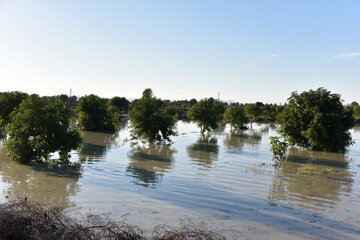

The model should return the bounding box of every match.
[109,96,129,113]
[245,103,261,126]
[278,88,354,152]
[223,105,249,131]
[187,98,223,135]
[0,91,28,134]
[5,95,82,162]
[128,89,177,143]
[78,94,115,132]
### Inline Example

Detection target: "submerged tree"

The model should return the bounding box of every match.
[187,98,223,135]
[0,91,28,134]
[78,94,115,132]
[128,89,177,143]
[223,105,249,131]
[244,103,261,127]
[5,95,82,162]
[278,88,354,152]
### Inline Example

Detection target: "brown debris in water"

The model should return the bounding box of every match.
[0,199,226,240]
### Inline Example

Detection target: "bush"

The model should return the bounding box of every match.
[78,94,115,132]
[187,98,223,135]
[5,95,81,162]
[128,89,177,143]
[109,96,129,113]
[0,91,28,134]
[278,88,354,152]
[244,103,261,126]
[223,105,248,131]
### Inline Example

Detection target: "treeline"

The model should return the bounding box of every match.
[0,88,358,163]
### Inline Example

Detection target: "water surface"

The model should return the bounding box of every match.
[1,120,359,239]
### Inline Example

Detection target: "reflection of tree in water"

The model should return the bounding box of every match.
[187,137,219,169]
[268,149,353,210]
[126,144,176,188]
[223,132,262,153]
[0,149,81,207]
[116,118,129,131]
[78,131,119,162]
[212,121,227,134]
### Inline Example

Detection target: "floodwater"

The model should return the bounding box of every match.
[1,120,360,239]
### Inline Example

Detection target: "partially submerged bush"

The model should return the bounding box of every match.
[5,95,81,162]
[129,89,177,143]
[188,98,223,135]
[78,94,116,132]
[278,88,354,152]
[0,199,226,240]
[269,136,288,162]
[223,105,248,131]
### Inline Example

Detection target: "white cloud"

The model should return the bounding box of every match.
[332,52,360,59]
[266,54,280,57]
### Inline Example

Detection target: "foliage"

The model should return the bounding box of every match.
[109,96,129,113]
[4,95,81,162]
[223,105,249,131]
[0,91,28,134]
[244,103,261,126]
[78,94,115,132]
[187,98,224,135]
[269,136,288,162]
[353,105,360,120]
[278,88,354,152]
[128,89,177,143]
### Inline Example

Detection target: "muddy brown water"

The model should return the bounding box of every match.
[0,121,360,239]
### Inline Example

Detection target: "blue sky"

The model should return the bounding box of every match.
[0,0,359,103]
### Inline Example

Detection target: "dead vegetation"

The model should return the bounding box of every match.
[0,199,226,240]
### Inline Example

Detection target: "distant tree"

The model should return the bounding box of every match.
[109,96,129,113]
[0,91,28,134]
[189,98,197,107]
[223,105,249,131]
[78,94,115,131]
[353,105,360,120]
[58,94,69,103]
[245,103,261,126]
[188,98,223,135]
[128,89,177,143]
[5,95,81,162]
[278,88,354,152]
[351,101,359,108]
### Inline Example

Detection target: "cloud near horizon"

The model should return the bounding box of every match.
[332,52,360,59]
[266,54,280,57]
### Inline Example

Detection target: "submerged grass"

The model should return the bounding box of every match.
[0,199,226,240]
[296,165,355,176]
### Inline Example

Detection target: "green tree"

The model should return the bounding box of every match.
[223,105,249,131]
[187,98,223,135]
[128,89,177,143]
[245,103,261,126]
[278,88,354,152]
[78,94,115,131]
[0,91,28,134]
[5,95,81,162]
[352,105,360,120]
[109,96,129,113]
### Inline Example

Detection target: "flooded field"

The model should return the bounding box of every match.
[1,120,360,239]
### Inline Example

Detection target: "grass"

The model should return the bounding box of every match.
[0,199,227,240]
[296,165,354,176]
